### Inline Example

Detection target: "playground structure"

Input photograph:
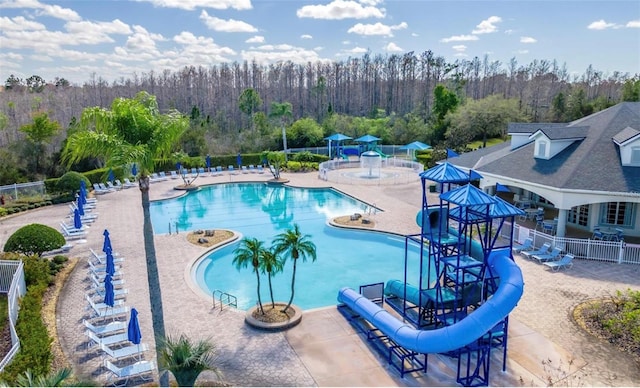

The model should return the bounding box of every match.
[337,162,525,386]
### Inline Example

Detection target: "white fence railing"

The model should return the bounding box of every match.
[503,222,640,265]
[0,260,26,372]
[318,158,423,186]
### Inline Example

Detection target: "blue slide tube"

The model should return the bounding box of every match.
[337,254,523,354]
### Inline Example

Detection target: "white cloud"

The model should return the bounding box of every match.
[301,34,313,39]
[472,16,501,34]
[385,42,402,52]
[241,45,324,64]
[411,32,419,37]
[587,19,617,30]
[348,21,407,36]
[0,16,46,32]
[246,35,264,43]
[0,0,81,21]
[504,29,514,35]
[297,0,385,20]
[200,10,257,32]
[341,46,368,54]
[65,19,132,36]
[440,35,479,43]
[452,45,466,52]
[626,20,640,28]
[520,36,536,43]
[134,0,252,10]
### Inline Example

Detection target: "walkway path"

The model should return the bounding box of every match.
[0,170,638,386]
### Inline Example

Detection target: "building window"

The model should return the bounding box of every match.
[568,205,589,227]
[536,141,547,157]
[599,202,635,227]
[631,147,640,165]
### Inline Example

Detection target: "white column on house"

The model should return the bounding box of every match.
[556,208,569,237]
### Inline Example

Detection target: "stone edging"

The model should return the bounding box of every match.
[244,303,303,331]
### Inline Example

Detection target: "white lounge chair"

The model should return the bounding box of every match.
[93,183,111,195]
[89,248,124,265]
[257,165,265,174]
[87,258,122,275]
[60,223,88,239]
[85,293,125,311]
[241,166,249,174]
[90,272,125,290]
[98,182,116,193]
[100,342,149,362]
[521,242,551,260]
[544,253,575,271]
[215,166,223,176]
[83,319,126,337]
[86,295,129,319]
[114,179,131,189]
[248,165,257,173]
[104,359,155,386]
[199,167,208,177]
[122,178,137,188]
[90,286,128,301]
[85,330,130,349]
[106,181,122,191]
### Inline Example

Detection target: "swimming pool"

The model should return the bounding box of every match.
[150,183,426,310]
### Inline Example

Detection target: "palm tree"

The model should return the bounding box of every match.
[232,237,266,314]
[6,367,96,387]
[272,224,317,313]
[259,247,285,308]
[61,91,188,386]
[158,334,221,387]
[269,102,293,161]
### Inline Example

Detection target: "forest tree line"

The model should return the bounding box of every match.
[1,51,639,184]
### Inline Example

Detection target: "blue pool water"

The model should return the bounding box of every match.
[150,183,426,310]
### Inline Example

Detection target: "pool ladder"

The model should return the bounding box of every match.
[212,289,238,311]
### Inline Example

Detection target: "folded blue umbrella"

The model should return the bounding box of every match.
[103,274,115,307]
[73,209,82,229]
[128,308,142,345]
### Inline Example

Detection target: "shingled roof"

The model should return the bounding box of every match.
[451,102,640,193]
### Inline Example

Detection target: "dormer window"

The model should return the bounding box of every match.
[536,140,547,158]
[632,147,640,165]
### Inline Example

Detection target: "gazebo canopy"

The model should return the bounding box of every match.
[324,133,352,142]
[354,134,381,143]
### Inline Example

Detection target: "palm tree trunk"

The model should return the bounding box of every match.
[284,259,297,312]
[268,274,275,308]
[255,270,264,314]
[140,176,169,387]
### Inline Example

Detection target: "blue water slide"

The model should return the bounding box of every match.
[337,253,523,354]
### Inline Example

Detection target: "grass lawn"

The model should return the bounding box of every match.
[0,294,7,332]
[467,137,505,150]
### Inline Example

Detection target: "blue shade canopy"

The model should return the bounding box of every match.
[324,133,352,142]
[446,149,459,158]
[128,308,142,345]
[496,183,511,193]
[103,274,115,307]
[102,229,112,254]
[469,170,483,180]
[400,141,431,150]
[489,195,526,218]
[354,134,381,143]
[440,183,496,207]
[420,162,469,183]
[73,208,82,229]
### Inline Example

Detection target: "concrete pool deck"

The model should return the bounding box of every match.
[1,170,639,386]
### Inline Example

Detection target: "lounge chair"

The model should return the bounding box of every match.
[87,258,121,275]
[85,293,125,310]
[228,165,237,175]
[198,167,208,177]
[90,286,128,301]
[114,179,130,189]
[100,342,149,362]
[543,253,575,271]
[148,173,163,183]
[98,182,116,193]
[60,223,88,239]
[257,165,264,174]
[86,295,129,319]
[532,246,562,263]
[83,319,126,337]
[215,166,223,176]
[104,359,155,386]
[511,238,533,254]
[90,248,124,264]
[122,178,138,188]
[521,242,551,260]
[241,165,249,174]
[85,330,130,349]
[170,170,179,179]
[93,183,111,195]
[106,181,122,191]
[90,272,125,290]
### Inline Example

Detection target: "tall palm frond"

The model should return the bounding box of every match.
[233,237,266,314]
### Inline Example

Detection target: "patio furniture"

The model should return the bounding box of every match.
[524,208,538,221]
[592,227,603,240]
[104,359,155,386]
[543,253,575,271]
[521,242,552,260]
[600,227,618,241]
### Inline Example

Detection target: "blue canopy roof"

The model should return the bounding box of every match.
[440,184,496,207]
[489,195,525,218]
[324,133,352,142]
[400,141,431,151]
[354,134,381,143]
[420,162,469,183]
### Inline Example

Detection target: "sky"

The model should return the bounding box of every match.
[1,0,639,86]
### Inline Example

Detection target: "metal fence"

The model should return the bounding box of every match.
[318,157,423,186]
[0,260,26,372]
[0,181,46,202]
[503,222,640,265]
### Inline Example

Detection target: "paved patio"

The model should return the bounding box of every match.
[1,170,639,386]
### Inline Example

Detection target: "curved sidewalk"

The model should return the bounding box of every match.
[1,171,639,386]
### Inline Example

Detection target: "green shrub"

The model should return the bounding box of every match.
[57,171,90,195]
[43,178,60,194]
[3,224,66,257]
[0,207,7,217]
